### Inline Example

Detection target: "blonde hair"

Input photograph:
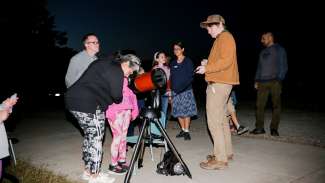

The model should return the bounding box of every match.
[120,54,141,72]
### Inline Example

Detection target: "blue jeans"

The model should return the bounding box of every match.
[161,95,169,125]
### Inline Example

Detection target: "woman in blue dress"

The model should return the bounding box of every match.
[170,42,197,140]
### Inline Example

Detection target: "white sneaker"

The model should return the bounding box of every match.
[88,173,115,183]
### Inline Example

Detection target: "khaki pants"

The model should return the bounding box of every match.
[206,83,232,162]
[227,96,236,115]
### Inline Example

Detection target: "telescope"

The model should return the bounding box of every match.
[133,68,168,93]
[124,68,192,182]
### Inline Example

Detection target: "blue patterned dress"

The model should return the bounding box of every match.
[171,89,197,117]
[170,57,197,117]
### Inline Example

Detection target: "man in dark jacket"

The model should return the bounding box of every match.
[65,54,140,182]
[250,32,288,136]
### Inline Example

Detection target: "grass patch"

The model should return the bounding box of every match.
[3,159,80,183]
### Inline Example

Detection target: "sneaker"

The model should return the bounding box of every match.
[88,173,115,183]
[176,130,185,138]
[117,161,129,170]
[237,125,249,135]
[108,164,127,175]
[184,132,191,140]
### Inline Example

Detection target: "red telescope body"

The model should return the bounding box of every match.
[134,68,167,93]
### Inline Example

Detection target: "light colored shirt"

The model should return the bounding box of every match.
[0,122,9,159]
[65,50,97,88]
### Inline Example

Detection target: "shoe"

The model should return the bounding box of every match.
[250,128,265,135]
[200,159,228,170]
[108,164,127,175]
[117,161,129,170]
[237,125,249,135]
[88,173,115,183]
[184,132,191,140]
[270,129,279,136]
[206,154,233,162]
[206,154,215,161]
[176,130,185,138]
[200,155,215,164]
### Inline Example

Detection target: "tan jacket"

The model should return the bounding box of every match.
[205,31,239,85]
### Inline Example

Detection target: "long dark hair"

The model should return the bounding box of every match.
[173,41,185,49]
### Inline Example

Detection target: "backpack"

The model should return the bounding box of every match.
[156,150,184,176]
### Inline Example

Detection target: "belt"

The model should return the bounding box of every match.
[207,81,217,85]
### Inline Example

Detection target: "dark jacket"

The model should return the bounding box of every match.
[255,43,288,82]
[65,58,124,113]
[170,57,194,94]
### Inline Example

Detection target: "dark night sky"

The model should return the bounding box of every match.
[48,0,321,76]
[48,0,244,59]
[47,0,324,105]
[47,0,322,62]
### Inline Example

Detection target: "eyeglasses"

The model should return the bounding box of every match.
[86,41,100,45]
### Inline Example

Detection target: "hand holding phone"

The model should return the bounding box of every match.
[7,93,18,112]
[10,93,17,100]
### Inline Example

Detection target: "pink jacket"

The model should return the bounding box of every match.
[106,78,139,122]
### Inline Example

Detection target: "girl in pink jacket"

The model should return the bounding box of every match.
[106,78,139,175]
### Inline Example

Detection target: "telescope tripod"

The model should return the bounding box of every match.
[124,106,192,183]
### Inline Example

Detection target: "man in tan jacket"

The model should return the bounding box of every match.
[196,14,239,170]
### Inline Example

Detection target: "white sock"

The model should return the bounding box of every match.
[118,160,126,164]
[183,129,189,132]
[182,128,185,131]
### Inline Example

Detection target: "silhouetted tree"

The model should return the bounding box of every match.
[0,0,75,106]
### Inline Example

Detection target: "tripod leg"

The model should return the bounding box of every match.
[153,119,192,179]
[147,121,154,162]
[8,139,17,166]
[138,123,148,168]
[124,118,149,183]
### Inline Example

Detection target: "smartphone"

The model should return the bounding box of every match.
[10,93,17,99]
